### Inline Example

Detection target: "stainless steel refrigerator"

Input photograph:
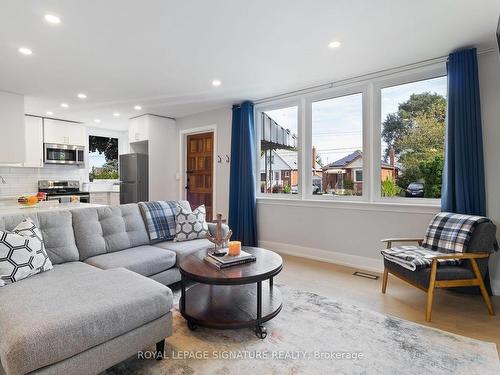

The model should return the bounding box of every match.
[119,153,148,204]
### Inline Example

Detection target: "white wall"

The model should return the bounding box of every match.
[176,107,232,218]
[479,51,500,294]
[258,201,437,271]
[147,116,177,201]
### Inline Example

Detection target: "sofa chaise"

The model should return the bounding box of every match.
[0,203,224,375]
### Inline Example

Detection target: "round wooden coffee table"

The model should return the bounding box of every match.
[179,246,283,339]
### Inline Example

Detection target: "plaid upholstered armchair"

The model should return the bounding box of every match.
[381,212,497,322]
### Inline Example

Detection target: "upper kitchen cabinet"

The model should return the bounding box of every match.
[0,91,25,164]
[23,116,43,167]
[44,119,86,146]
[128,115,150,143]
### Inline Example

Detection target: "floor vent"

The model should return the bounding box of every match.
[353,271,379,280]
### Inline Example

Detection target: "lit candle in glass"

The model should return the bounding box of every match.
[228,241,241,256]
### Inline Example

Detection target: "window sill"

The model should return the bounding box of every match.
[256,196,440,214]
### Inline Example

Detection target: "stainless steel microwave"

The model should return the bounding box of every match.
[44,143,85,165]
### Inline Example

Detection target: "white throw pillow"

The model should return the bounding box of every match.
[0,218,53,287]
[174,204,209,242]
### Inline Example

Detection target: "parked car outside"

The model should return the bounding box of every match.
[290,185,320,194]
[405,182,424,197]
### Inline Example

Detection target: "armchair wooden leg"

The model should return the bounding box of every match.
[382,267,388,293]
[425,260,438,322]
[470,259,495,316]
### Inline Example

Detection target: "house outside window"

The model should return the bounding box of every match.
[259,105,298,195]
[313,93,363,196]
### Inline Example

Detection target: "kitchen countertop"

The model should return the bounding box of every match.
[0,202,105,215]
[87,190,120,193]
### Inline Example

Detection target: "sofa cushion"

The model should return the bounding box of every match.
[384,258,475,289]
[154,238,213,265]
[72,204,149,260]
[0,262,172,375]
[0,211,79,264]
[84,245,176,276]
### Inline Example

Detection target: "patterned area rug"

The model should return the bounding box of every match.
[106,286,500,375]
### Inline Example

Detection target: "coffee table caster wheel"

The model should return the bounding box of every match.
[255,325,267,339]
[187,321,198,331]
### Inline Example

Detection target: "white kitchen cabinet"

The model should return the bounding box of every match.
[128,115,149,143]
[23,116,44,167]
[90,192,120,205]
[0,91,25,164]
[109,192,120,206]
[44,119,86,146]
[0,115,43,167]
[89,192,108,205]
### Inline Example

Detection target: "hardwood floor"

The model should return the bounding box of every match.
[275,254,500,353]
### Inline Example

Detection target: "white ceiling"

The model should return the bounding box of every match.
[1,0,499,131]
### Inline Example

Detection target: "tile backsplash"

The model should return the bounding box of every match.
[0,165,87,197]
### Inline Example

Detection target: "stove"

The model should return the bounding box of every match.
[38,180,90,203]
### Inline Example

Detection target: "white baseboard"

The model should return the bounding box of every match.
[259,240,500,296]
[258,240,384,274]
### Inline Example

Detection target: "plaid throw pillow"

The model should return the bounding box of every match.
[139,200,191,242]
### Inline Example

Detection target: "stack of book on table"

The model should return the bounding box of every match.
[204,250,256,269]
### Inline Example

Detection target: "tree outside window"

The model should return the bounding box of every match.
[381,77,446,198]
[88,136,119,181]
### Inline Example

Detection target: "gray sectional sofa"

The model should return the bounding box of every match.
[0,203,221,375]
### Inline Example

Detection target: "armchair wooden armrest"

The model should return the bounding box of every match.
[381,238,424,248]
[429,252,490,260]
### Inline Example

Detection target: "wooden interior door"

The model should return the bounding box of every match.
[186,132,214,221]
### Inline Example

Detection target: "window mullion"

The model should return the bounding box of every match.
[371,83,382,202]
[301,97,311,198]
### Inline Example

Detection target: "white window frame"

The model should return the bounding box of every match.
[255,98,302,199]
[305,84,369,202]
[372,64,447,205]
[254,61,446,211]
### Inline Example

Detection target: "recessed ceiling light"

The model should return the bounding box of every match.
[134,105,142,111]
[60,103,69,108]
[212,79,221,87]
[113,112,120,117]
[328,40,341,49]
[18,47,33,55]
[46,111,53,116]
[77,93,87,99]
[44,14,61,25]
[94,119,101,123]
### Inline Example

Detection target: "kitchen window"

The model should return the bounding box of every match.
[88,135,119,181]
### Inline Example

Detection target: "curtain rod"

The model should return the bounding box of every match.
[253,47,496,105]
